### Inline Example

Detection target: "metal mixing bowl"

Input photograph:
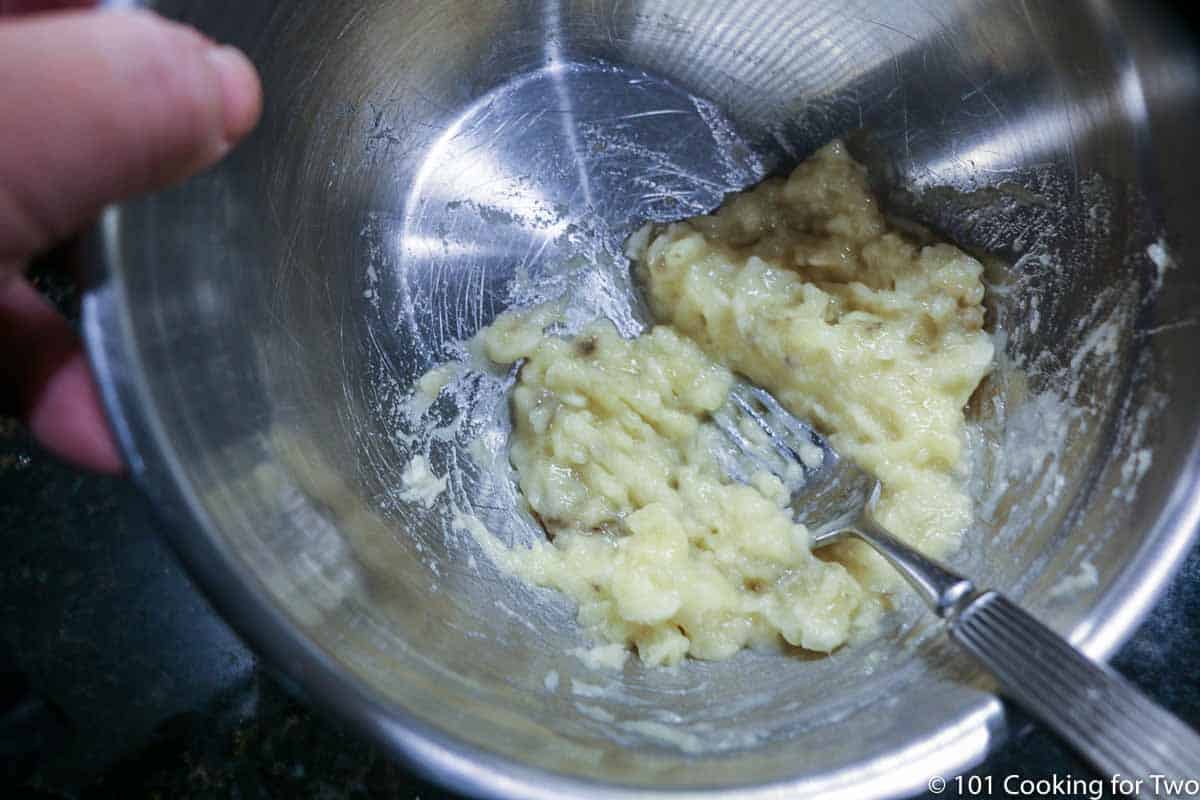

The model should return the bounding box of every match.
[84,1,1200,797]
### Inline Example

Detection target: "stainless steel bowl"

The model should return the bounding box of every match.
[84,1,1200,797]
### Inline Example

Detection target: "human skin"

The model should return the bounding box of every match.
[0,0,262,473]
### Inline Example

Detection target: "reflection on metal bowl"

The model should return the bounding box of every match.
[85,1,1200,798]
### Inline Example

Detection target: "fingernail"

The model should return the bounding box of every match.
[205,45,263,144]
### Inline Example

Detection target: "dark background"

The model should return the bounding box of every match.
[4,0,1200,790]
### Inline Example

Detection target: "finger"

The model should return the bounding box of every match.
[0,275,122,473]
[0,8,262,263]
[0,1,94,14]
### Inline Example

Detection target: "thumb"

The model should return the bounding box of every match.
[0,7,262,262]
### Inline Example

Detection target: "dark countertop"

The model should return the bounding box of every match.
[0,395,1196,799]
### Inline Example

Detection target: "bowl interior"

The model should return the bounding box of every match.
[93,0,1200,796]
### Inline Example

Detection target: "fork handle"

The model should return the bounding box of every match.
[849,520,1200,794]
[854,518,977,617]
[950,591,1200,798]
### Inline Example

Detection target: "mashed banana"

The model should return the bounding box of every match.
[481,317,866,664]
[473,141,994,666]
[636,141,996,567]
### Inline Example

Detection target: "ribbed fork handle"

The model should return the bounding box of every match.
[951,591,1200,799]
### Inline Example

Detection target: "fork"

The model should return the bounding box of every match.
[713,380,1200,798]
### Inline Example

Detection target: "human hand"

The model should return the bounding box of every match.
[0,0,262,474]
